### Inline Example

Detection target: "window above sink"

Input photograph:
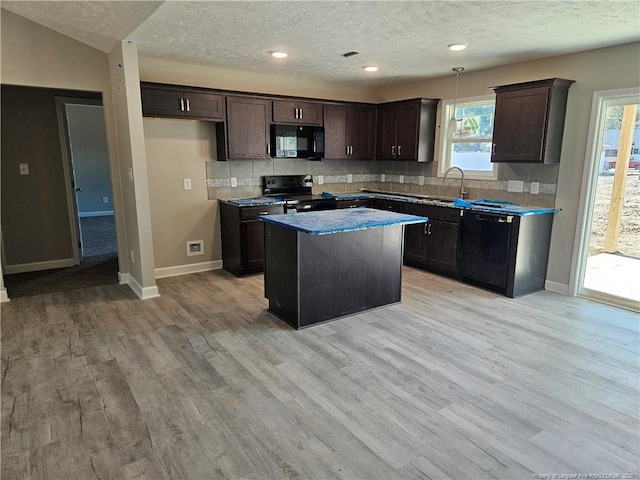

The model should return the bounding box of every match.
[439,94,497,181]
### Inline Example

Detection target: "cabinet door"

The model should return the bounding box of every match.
[492,86,549,163]
[324,105,348,159]
[376,105,398,161]
[185,91,224,120]
[141,86,185,118]
[226,96,271,159]
[404,223,428,264]
[425,220,459,273]
[273,101,323,125]
[348,106,375,160]
[241,220,265,268]
[395,102,420,161]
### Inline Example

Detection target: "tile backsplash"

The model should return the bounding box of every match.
[206,159,558,207]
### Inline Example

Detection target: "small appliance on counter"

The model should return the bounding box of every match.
[263,175,336,212]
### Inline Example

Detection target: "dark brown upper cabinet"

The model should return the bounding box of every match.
[217,96,272,160]
[324,104,375,160]
[140,83,224,121]
[491,78,574,164]
[376,98,439,162]
[273,100,323,126]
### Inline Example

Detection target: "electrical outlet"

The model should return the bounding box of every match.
[507,180,524,193]
[317,175,324,185]
[381,174,386,182]
[347,174,353,184]
[530,182,540,195]
[183,178,192,190]
[399,175,404,184]
[102,196,109,204]
[128,167,133,182]
[187,240,204,256]
[418,176,425,186]
[19,163,29,175]
[230,177,238,188]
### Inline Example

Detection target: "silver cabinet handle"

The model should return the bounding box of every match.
[180,98,185,112]
[398,145,402,156]
[267,144,271,156]
[392,146,395,156]
[299,108,303,119]
[346,145,350,156]
[313,141,316,153]
[350,145,353,155]
[295,108,299,119]
[258,211,269,215]
[186,99,190,112]
[492,143,497,156]
[428,223,432,235]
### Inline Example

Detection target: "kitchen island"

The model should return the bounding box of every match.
[261,208,428,329]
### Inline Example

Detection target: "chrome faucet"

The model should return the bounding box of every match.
[442,166,468,199]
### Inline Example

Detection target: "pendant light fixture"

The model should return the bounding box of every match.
[448,67,464,138]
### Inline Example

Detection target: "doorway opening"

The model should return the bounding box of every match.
[1,90,118,299]
[573,89,640,310]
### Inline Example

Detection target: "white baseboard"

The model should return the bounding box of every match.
[0,288,9,303]
[545,280,570,295]
[126,274,160,300]
[155,260,223,279]
[4,258,76,274]
[79,211,114,218]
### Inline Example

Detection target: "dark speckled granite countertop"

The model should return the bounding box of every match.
[327,191,558,216]
[260,208,428,235]
[224,190,558,216]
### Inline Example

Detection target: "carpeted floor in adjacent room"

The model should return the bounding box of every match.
[3,215,119,298]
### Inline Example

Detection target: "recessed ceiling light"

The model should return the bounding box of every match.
[364,66,379,72]
[448,44,468,51]
[271,51,288,58]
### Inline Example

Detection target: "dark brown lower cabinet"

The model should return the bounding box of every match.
[219,202,284,276]
[336,199,371,209]
[401,203,460,276]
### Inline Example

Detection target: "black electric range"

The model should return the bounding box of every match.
[263,175,337,213]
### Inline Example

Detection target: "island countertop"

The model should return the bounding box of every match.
[260,207,428,235]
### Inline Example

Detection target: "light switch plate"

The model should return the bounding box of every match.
[19,163,29,175]
[507,180,524,193]
[380,174,386,183]
[347,174,353,184]
[183,178,192,190]
[230,177,237,188]
[399,175,404,184]
[317,175,324,185]
[102,196,109,204]
[418,176,425,186]
[530,182,540,194]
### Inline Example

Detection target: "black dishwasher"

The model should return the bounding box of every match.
[459,212,512,292]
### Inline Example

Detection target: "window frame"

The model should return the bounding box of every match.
[439,94,498,180]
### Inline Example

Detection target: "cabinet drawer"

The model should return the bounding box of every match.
[337,199,371,209]
[404,203,460,223]
[240,205,284,221]
[371,198,404,212]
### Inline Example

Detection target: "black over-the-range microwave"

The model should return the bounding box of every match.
[270,125,325,160]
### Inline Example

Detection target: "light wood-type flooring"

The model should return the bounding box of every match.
[1,267,638,480]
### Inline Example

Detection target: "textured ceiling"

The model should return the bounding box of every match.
[1,1,164,52]
[3,1,639,85]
